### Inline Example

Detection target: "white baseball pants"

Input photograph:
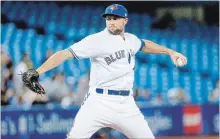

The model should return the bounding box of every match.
[66,90,155,139]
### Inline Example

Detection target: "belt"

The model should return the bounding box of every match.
[96,88,130,96]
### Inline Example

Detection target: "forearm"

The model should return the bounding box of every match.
[37,50,72,75]
[141,40,174,55]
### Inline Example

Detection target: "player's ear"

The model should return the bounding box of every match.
[124,18,128,25]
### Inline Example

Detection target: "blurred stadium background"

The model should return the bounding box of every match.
[1,1,219,139]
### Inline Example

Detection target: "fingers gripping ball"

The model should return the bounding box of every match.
[21,69,45,95]
[176,58,184,67]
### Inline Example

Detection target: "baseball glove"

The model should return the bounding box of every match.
[20,68,45,95]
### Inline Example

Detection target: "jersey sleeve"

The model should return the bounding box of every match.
[67,35,101,60]
[132,35,145,54]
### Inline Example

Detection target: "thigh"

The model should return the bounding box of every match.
[115,97,155,139]
[66,94,104,139]
[66,112,103,139]
[117,113,155,139]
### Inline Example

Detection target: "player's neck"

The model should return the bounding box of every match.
[120,31,125,40]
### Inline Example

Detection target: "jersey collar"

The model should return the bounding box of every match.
[103,28,126,41]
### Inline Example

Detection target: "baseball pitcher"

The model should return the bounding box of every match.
[21,4,187,139]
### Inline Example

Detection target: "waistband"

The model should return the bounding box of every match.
[96,88,130,96]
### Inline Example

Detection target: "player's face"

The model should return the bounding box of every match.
[105,15,128,35]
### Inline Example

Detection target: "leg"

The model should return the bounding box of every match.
[66,110,103,139]
[115,97,155,139]
[117,113,155,139]
[66,95,103,139]
[66,93,115,139]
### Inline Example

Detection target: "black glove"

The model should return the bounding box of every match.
[21,68,45,95]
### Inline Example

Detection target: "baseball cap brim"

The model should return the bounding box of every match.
[101,13,126,18]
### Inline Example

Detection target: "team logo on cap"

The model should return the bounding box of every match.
[110,5,118,12]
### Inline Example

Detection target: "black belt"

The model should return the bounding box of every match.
[96,88,130,96]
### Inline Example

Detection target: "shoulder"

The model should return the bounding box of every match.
[84,30,106,41]
[125,32,139,41]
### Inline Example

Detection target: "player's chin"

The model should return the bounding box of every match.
[112,29,123,35]
[109,27,116,32]
[109,30,119,35]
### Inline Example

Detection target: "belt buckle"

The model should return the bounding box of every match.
[104,88,108,95]
[119,91,121,95]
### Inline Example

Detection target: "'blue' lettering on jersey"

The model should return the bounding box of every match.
[104,50,125,65]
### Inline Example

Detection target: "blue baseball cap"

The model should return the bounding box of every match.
[101,4,128,18]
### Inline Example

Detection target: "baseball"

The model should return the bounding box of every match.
[176,58,184,67]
